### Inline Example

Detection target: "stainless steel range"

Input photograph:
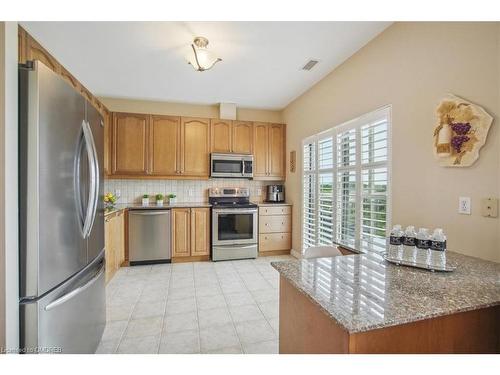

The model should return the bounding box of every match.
[209,187,258,261]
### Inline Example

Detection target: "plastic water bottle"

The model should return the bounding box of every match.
[415,228,431,264]
[429,228,447,268]
[416,228,430,249]
[388,225,404,258]
[403,226,417,246]
[389,225,404,245]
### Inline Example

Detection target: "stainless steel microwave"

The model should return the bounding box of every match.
[210,153,253,178]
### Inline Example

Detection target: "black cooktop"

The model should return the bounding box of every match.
[210,202,258,209]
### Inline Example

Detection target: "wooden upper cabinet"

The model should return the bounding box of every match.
[232,121,253,154]
[182,117,210,177]
[172,208,191,258]
[190,208,210,256]
[210,119,232,153]
[112,113,150,175]
[268,124,286,179]
[150,115,181,176]
[253,122,269,178]
[253,122,286,180]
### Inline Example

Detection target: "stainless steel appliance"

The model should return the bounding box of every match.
[19,61,105,354]
[210,153,253,178]
[129,209,171,265]
[266,184,285,202]
[209,188,258,261]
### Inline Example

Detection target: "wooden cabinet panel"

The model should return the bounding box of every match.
[232,121,253,154]
[259,215,292,234]
[253,122,269,178]
[18,27,28,64]
[105,211,126,283]
[172,208,191,257]
[104,216,115,283]
[268,124,285,179]
[260,205,292,216]
[182,117,210,177]
[150,115,181,176]
[112,113,149,175]
[210,119,232,153]
[103,109,111,176]
[27,37,60,73]
[190,208,210,256]
[115,211,125,268]
[259,232,291,252]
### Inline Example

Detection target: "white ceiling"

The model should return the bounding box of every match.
[21,22,391,110]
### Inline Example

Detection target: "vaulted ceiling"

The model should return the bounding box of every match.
[21,21,391,109]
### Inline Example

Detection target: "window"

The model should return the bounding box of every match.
[302,107,391,253]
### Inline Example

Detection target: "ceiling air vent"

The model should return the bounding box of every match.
[302,60,319,71]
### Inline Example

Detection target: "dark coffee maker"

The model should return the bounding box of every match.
[266,185,285,203]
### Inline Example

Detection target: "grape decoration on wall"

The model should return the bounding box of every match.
[434,94,493,167]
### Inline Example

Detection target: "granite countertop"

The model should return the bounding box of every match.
[104,202,212,214]
[271,251,500,334]
[127,202,211,209]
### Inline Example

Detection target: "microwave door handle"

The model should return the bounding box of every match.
[242,159,245,176]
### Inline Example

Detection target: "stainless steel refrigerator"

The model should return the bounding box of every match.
[19,61,105,354]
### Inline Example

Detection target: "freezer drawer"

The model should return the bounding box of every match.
[20,254,105,354]
[129,210,171,265]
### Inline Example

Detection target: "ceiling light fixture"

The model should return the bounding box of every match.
[187,37,222,72]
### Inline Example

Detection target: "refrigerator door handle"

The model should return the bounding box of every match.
[81,120,98,238]
[44,262,105,311]
[75,129,87,237]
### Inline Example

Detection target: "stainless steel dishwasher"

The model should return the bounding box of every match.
[128,210,171,265]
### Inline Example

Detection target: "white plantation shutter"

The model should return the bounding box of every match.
[318,137,334,245]
[302,142,317,249]
[360,118,389,251]
[302,107,391,253]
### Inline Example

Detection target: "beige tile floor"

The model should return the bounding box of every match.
[96,255,293,354]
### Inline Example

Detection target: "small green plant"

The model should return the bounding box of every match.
[143,194,149,199]
[167,193,176,199]
[156,193,164,201]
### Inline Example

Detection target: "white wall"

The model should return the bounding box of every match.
[0,21,19,352]
[283,22,500,262]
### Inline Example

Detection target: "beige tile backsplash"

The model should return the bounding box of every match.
[104,179,277,204]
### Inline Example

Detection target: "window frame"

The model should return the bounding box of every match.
[301,105,392,253]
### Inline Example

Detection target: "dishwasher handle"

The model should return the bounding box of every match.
[129,210,170,216]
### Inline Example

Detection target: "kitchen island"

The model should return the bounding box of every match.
[271,251,500,353]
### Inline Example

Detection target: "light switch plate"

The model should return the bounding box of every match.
[458,197,471,215]
[481,197,498,218]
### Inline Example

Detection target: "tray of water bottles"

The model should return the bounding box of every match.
[383,226,456,272]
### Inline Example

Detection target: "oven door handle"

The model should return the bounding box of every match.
[213,209,257,214]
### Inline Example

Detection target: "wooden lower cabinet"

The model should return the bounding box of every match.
[171,208,191,257]
[105,210,125,283]
[172,207,210,261]
[258,204,292,255]
[190,208,210,256]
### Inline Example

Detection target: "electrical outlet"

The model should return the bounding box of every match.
[257,188,262,196]
[458,197,471,215]
[188,189,194,197]
[115,189,121,198]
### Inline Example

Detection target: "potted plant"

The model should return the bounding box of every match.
[156,193,164,206]
[142,194,149,206]
[168,193,177,205]
[103,192,117,209]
